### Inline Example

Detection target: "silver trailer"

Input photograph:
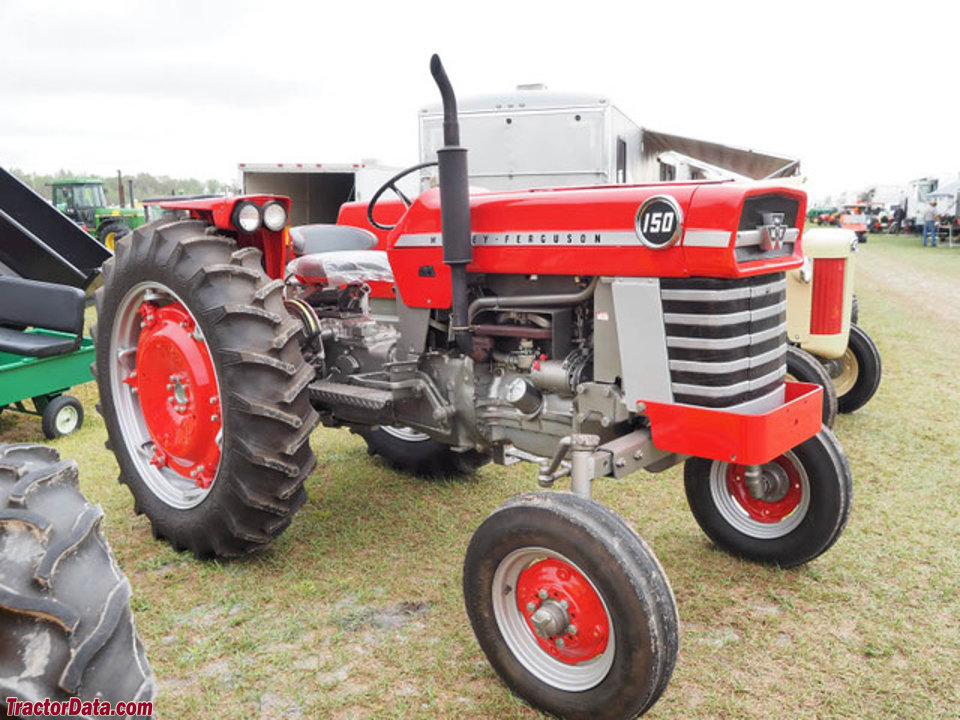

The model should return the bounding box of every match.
[418,85,799,191]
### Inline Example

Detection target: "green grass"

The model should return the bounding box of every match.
[2,234,959,718]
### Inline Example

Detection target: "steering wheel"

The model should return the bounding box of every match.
[367,161,438,231]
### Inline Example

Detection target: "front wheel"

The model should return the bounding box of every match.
[830,324,882,413]
[684,428,852,568]
[785,346,838,428]
[463,493,679,720]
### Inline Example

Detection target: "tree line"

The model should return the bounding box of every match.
[10,168,239,206]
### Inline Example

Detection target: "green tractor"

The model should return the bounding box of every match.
[50,177,145,250]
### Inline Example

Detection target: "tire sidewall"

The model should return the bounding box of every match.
[786,345,838,428]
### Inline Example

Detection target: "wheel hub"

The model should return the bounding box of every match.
[516,557,609,664]
[727,457,802,523]
[124,302,221,488]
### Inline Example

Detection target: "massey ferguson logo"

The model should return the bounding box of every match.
[760,212,787,251]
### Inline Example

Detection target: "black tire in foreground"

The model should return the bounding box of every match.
[684,428,852,568]
[833,324,882,414]
[786,346,838,428]
[93,220,319,558]
[0,443,154,717]
[464,493,679,720]
[359,425,489,478]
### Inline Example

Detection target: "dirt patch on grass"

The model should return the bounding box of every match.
[857,246,960,326]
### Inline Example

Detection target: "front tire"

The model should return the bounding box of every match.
[98,221,130,252]
[684,428,852,568]
[832,324,882,413]
[358,425,489,477]
[785,346,838,428]
[93,220,319,558]
[464,493,679,720]
[0,444,154,714]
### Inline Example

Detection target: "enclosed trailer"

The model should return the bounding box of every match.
[239,162,416,227]
[418,85,800,191]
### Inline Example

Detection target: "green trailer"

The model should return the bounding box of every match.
[0,333,94,438]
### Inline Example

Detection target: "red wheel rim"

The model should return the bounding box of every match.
[725,456,803,523]
[515,557,610,665]
[125,301,221,488]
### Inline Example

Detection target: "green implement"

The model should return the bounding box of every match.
[0,333,94,439]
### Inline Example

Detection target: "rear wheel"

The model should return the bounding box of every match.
[0,444,154,713]
[785,346,838,428]
[359,425,489,477]
[464,493,678,720]
[829,324,882,413]
[684,429,852,568]
[93,220,319,557]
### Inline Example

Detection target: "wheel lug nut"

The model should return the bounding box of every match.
[538,589,548,600]
[555,638,565,649]
[526,602,536,613]
[566,624,577,636]
[211,414,219,422]
[559,599,569,610]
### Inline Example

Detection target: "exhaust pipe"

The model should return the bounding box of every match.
[430,54,473,355]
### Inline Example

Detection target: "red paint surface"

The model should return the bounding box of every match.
[642,382,823,465]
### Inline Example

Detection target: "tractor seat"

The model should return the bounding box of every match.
[289,224,377,256]
[0,276,85,358]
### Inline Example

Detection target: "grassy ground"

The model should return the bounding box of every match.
[2,232,959,719]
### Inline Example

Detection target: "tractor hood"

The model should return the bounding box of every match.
[388,181,806,309]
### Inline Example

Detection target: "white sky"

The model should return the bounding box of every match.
[2,0,958,203]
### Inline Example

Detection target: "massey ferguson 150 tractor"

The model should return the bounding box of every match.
[94,57,852,720]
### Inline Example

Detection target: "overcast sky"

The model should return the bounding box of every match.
[2,0,958,202]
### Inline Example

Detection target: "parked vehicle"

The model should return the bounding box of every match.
[0,443,155,717]
[786,228,882,414]
[93,57,852,720]
[49,176,145,250]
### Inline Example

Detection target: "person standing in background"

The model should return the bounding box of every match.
[922,200,938,247]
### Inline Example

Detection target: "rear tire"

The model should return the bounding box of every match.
[684,429,852,568]
[833,324,882,413]
[359,425,489,477]
[0,444,154,715]
[93,220,319,558]
[785,346,838,428]
[464,493,678,720]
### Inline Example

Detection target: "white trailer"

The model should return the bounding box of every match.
[239,162,416,227]
[418,85,799,191]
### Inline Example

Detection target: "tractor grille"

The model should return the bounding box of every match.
[660,273,787,408]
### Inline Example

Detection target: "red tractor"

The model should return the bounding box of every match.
[94,57,852,720]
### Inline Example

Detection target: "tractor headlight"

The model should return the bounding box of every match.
[233,201,262,233]
[262,201,288,231]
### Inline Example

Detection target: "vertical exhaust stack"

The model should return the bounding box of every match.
[430,54,473,354]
